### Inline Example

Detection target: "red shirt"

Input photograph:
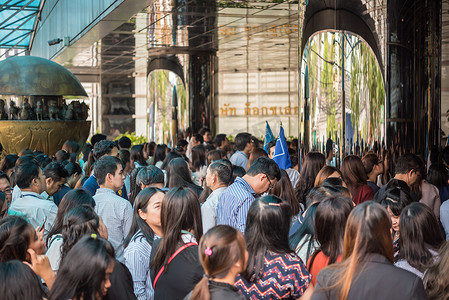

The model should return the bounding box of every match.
[353,184,374,205]
[307,251,342,286]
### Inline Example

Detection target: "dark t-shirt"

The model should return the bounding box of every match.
[184,280,247,300]
[103,260,136,300]
[150,238,203,300]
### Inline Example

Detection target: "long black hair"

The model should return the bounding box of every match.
[124,187,164,248]
[131,144,148,167]
[150,186,203,273]
[243,195,292,282]
[46,189,96,245]
[49,235,115,300]
[167,157,202,196]
[0,216,35,262]
[0,260,45,299]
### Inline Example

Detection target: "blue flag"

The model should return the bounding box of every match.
[273,125,291,170]
[263,121,275,153]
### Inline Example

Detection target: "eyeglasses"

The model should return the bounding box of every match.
[265,174,274,191]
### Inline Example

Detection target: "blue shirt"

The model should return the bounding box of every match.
[230,151,249,169]
[216,177,255,232]
[53,185,71,206]
[83,174,129,200]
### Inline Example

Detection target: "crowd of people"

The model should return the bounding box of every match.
[0,129,449,299]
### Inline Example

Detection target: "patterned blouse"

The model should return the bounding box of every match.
[235,250,311,299]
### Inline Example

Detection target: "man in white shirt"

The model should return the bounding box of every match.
[93,155,133,262]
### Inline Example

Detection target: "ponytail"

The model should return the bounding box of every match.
[190,276,210,300]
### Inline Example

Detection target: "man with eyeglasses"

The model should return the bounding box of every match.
[217,157,281,233]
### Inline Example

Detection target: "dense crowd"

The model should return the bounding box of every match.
[0,129,449,300]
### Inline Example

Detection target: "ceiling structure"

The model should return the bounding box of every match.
[0,0,43,52]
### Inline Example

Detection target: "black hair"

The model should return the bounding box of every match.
[55,150,70,162]
[82,143,93,162]
[160,151,183,170]
[15,163,40,189]
[129,167,143,206]
[290,155,298,167]
[46,189,96,245]
[19,149,34,157]
[94,156,123,185]
[15,154,37,167]
[246,157,281,181]
[442,146,449,165]
[373,179,414,216]
[395,154,424,175]
[62,140,80,154]
[167,158,201,195]
[214,134,227,148]
[65,162,82,177]
[244,195,292,281]
[267,140,276,152]
[194,133,204,144]
[321,177,344,187]
[118,136,132,149]
[208,159,233,186]
[124,188,164,248]
[93,140,117,160]
[35,154,52,168]
[232,165,246,182]
[131,145,148,167]
[0,260,45,299]
[0,154,18,173]
[90,134,107,147]
[152,144,167,166]
[427,164,449,189]
[288,202,319,257]
[234,132,252,151]
[49,235,115,300]
[177,139,188,148]
[191,145,206,172]
[0,216,34,262]
[326,138,333,157]
[198,127,210,136]
[44,162,69,181]
[136,165,165,186]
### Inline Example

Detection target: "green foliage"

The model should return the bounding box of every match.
[114,132,147,146]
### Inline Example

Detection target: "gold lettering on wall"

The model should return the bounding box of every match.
[219,103,298,116]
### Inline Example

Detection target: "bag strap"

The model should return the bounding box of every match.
[153,242,197,289]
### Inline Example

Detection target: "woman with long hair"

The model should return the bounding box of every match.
[152,144,168,168]
[395,202,444,278]
[311,201,427,300]
[236,195,313,299]
[191,145,207,186]
[129,167,143,205]
[150,186,204,299]
[295,152,325,208]
[423,241,449,299]
[131,145,149,169]
[0,154,18,178]
[340,155,373,205]
[0,260,45,299]
[166,157,203,197]
[427,163,449,204]
[49,235,115,300]
[269,169,301,221]
[124,188,165,300]
[314,166,342,187]
[185,225,247,300]
[307,195,353,286]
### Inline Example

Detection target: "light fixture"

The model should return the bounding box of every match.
[48,38,62,46]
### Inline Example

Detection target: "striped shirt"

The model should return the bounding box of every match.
[93,188,133,262]
[216,177,255,232]
[124,230,157,300]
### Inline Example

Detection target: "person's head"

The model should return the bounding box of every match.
[46,189,96,244]
[82,143,93,162]
[269,169,301,216]
[245,157,281,195]
[206,149,226,165]
[247,147,268,170]
[119,149,131,174]
[166,157,194,188]
[394,154,424,186]
[199,127,212,143]
[136,165,165,189]
[231,165,246,182]
[373,181,414,233]
[19,148,34,157]
[295,152,326,205]
[340,155,368,193]
[62,140,80,154]
[93,140,119,160]
[44,162,69,196]
[335,202,394,300]
[176,139,188,152]
[151,186,202,273]
[326,138,334,159]
[49,235,115,300]
[314,166,342,187]
[0,260,44,299]
[214,134,230,151]
[0,154,18,177]
[362,153,384,178]
[125,188,165,248]
[117,136,132,150]
[90,133,107,147]
[244,195,291,281]
[152,144,168,165]
[234,132,252,153]
[64,162,83,189]
[423,241,449,299]
[55,150,70,162]
[130,144,148,167]
[191,133,204,147]
[191,145,206,172]
[427,163,449,189]
[94,156,124,192]
[0,172,11,206]
[267,140,277,159]
[399,202,444,272]
[205,160,233,191]
[60,206,101,264]
[15,162,46,194]
[191,225,247,299]
[313,195,353,265]
[160,150,182,170]
[0,216,45,262]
